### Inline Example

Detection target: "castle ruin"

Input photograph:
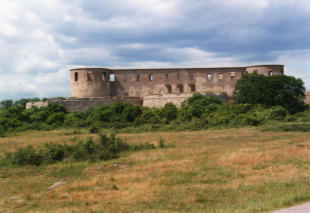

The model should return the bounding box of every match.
[27,64,289,111]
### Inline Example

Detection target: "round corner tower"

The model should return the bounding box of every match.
[245,64,284,76]
[70,68,111,98]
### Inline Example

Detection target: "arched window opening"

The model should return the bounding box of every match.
[230,72,236,80]
[165,84,172,94]
[189,84,195,92]
[177,84,183,93]
[74,72,78,82]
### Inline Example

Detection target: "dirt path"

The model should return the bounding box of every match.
[273,203,310,213]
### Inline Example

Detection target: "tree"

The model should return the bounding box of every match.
[0,100,13,109]
[233,73,306,114]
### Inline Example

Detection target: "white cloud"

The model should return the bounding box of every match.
[0,0,310,101]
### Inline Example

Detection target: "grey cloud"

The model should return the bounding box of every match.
[0,0,310,101]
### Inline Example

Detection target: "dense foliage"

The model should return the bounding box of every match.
[233,73,306,113]
[1,92,308,136]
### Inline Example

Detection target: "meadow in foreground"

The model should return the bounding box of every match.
[1,128,310,212]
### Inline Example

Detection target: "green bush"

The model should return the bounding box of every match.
[179,94,223,120]
[161,103,178,122]
[1,134,130,166]
[263,106,288,121]
[5,146,43,166]
[46,112,66,125]
[44,143,67,163]
[262,123,310,132]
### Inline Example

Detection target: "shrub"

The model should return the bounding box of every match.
[46,112,66,125]
[44,143,67,163]
[1,134,130,166]
[0,126,6,137]
[159,138,165,148]
[263,106,288,121]
[5,146,43,166]
[262,123,310,132]
[135,108,161,125]
[97,133,130,160]
[179,94,223,120]
[161,103,178,122]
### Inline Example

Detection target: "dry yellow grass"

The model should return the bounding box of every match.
[1,128,310,212]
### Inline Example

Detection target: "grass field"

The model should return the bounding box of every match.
[1,128,310,212]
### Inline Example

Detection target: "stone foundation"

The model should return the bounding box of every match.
[143,93,194,108]
[26,101,48,109]
[27,97,142,112]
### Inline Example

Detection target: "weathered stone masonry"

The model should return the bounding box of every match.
[71,65,284,99]
[69,65,284,108]
[27,64,293,111]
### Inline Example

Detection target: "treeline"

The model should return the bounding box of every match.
[0,94,308,137]
[0,73,308,136]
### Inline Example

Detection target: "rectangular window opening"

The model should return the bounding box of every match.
[110,74,115,82]
[87,72,93,81]
[165,74,168,81]
[207,74,212,80]
[219,73,223,80]
[137,75,140,81]
[269,71,273,76]
[74,72,78,81]
[149,74,153,81]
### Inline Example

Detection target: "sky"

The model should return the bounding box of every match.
[0,0,310,101]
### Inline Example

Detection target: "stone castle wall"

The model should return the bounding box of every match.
[143,93,194,108]
[48,97,142,112]
[27,65,289,111]
[26,101,48,109]
[71,65,284,100]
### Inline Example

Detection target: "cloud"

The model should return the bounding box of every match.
[0,0,310,101]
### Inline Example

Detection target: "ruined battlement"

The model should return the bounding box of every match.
[70,65,284,102]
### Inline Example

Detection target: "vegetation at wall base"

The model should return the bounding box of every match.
[0,73,309,136]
